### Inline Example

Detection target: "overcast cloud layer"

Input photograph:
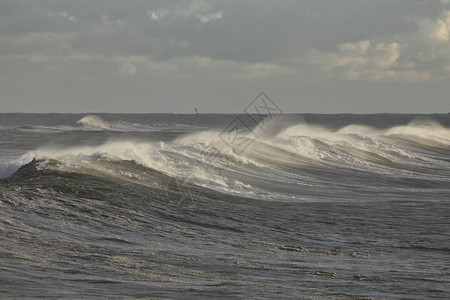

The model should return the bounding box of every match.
[1,0,450,113]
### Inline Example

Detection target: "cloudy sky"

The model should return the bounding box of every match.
[1,0,450,113]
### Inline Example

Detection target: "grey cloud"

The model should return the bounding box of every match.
[1,0,435,61]
[1,0,449,113]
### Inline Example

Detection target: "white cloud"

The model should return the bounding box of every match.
[304,40,430,81]
[414,10,450,43]
[197,11,223,24]
[147,0,215,22]
[300,9,450,82]
[147,9,171,21]
[148,12,159,21]
[429,11,450,41]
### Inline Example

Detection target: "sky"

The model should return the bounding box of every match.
[1,0,449,113]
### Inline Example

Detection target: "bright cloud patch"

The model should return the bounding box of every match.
[305,40,429,81]
[197,11,223,24]
[430,11,450,41]
[302,10,450,82]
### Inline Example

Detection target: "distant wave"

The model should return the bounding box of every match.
[0,115,199,134]
[76,115,200,132]
[76,115,112,130]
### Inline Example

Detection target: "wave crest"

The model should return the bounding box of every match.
[77,115,111,130]
[2,117,450,201]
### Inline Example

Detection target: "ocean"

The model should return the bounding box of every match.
[0,113,449,299]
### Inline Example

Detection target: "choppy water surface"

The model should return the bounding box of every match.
[1,113,449,299]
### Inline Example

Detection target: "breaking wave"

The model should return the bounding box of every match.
[3,118,450,202]
[76,115,199,132]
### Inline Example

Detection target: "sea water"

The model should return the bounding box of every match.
[1,113,449,299]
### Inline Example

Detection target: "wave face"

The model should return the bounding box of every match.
[1,113,449,299]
